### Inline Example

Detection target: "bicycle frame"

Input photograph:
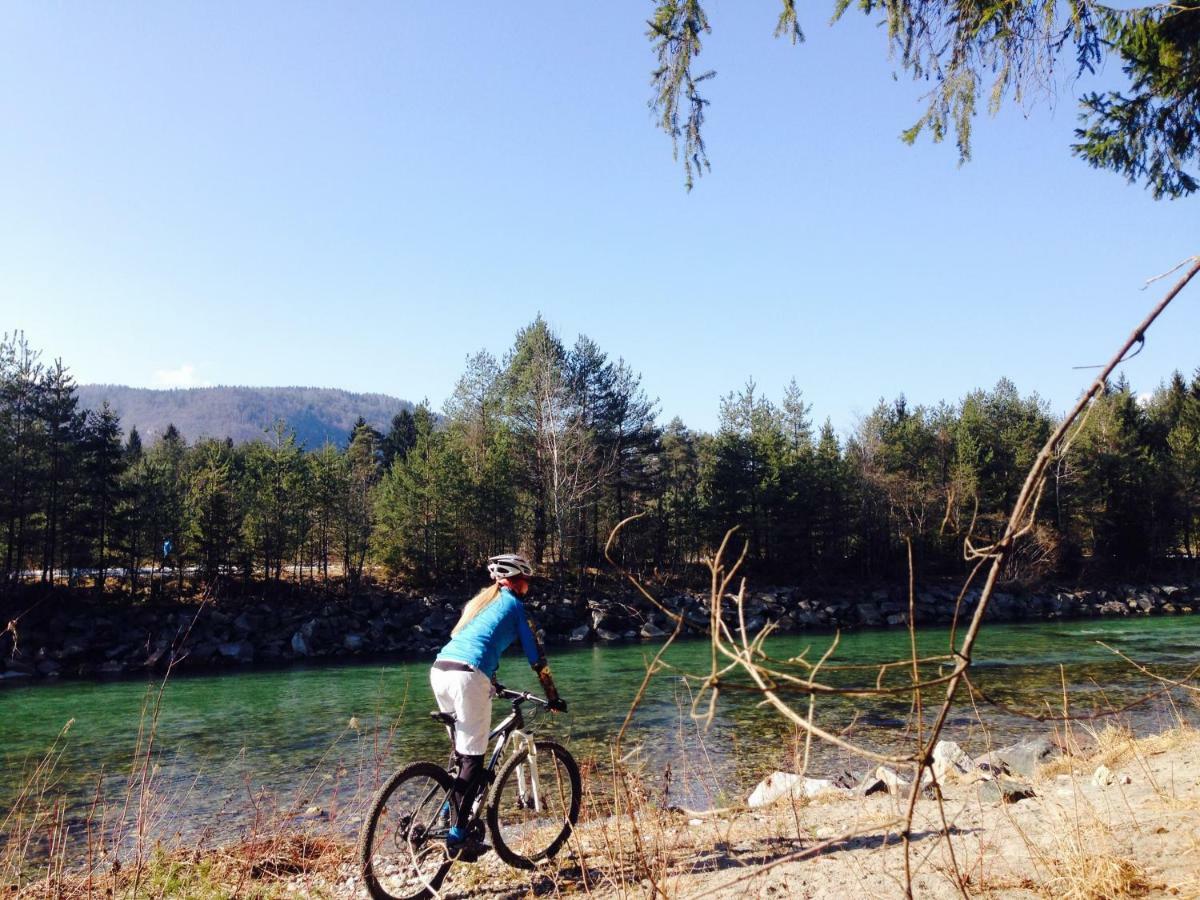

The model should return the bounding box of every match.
[438,689,546,817]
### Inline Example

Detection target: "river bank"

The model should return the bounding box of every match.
[10,720,1198,897]
[3,576,1199,682]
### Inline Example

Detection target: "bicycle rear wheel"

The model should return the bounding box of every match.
[358,762,456,900]
[486,739,581,869]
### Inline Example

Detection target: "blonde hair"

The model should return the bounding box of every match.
[451,582,502,636]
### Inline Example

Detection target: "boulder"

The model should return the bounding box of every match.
[569,625,591,642]
[1092,765,1115,787]
[343,634,365,652]
[980,736,1061,778]
[978,777,1035,804]
[61,639,90,657]
[218,641,255,663]
[747,772,841,808]
[4,657,36,676]
[640,621,668,639]
[856,603,883,627]
[189,642,218,663]
[291,632,311,657]
[931,740,975,782]
[858,766,909,796]
[596,628,623,642]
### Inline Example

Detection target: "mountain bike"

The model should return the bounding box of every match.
[358,682,581,900]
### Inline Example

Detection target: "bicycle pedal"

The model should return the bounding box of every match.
[446,839,490,863]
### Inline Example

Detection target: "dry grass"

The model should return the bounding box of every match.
[9,834,348,899]
[1038,720,1195,779]
[1039,823,1152,900]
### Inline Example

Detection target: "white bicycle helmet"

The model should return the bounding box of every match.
[487,553,534,581]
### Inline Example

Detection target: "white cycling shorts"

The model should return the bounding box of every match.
[430,665,493,756]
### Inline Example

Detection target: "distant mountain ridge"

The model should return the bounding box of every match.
[76,385,413,448]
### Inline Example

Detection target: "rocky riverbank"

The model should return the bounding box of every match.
[2,577,1198,681]
[13,722,1196,898]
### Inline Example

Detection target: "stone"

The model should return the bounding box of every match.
[189,643,217,663]
[931,740,975,782]
[747,772,841,808]
[862,766,909,796]
[857,603,883,626]
[981,736,1061,779]
[1092,765,1115,787]
[36,659,61,675]
[640,622,667,639]
[218,641,254,662]
[291,631,310,657]
[4,657,36,676]
[343,634,365,652]
[596,628,622,642]
[978,777,1036,804]
[569,625,591,642]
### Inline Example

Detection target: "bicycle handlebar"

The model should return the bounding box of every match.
[491,681,554,708]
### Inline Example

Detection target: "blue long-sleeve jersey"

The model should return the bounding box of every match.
[436,587,544,678]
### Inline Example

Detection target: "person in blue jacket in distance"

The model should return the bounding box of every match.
[429,553,564,858]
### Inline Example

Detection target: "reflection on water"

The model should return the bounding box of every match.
[2,614,1198,850]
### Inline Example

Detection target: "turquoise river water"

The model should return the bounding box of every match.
[3,615,1199,853]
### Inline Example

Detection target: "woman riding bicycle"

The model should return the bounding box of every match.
[430,553,565,856]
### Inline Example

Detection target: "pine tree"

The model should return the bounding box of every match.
[188,439,240,580]
[39,359,81,582]
[80,403,126,587]
[0,333,46,579]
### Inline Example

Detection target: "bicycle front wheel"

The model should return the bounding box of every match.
[487,739,581,869]
[358,762,456,900]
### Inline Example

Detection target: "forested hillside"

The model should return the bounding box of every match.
[3,322,1199,591]
[75,385,412,448]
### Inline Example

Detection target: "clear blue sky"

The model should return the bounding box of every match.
[2,2,1196,435]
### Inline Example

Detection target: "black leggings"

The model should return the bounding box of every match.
[451,753,485,826]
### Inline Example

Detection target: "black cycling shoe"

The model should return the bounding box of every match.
[445,835,490,863]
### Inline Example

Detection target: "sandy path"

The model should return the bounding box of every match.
[407,727,1200,899]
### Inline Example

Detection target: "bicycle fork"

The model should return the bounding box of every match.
[511,730,541,813]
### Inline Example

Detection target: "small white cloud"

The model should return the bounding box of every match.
[152,364,208,388]
[1137,392,1153,406]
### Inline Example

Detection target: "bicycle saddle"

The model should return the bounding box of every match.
[429,711,456,726]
